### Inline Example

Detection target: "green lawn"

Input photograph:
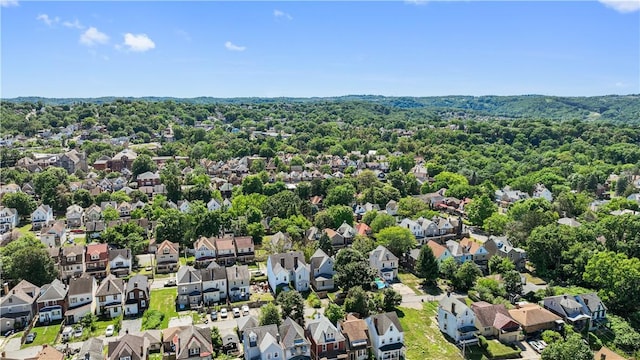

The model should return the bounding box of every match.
[485,339,521,359]
[250,293,274,302]
[179,256,195,266]
[397,272,423,295]
[89,317,121,338]
[397,302,463,360]
[17,224,32,235]
[146,288,178,329]
[22,324,60,348]
[523,273,546,286]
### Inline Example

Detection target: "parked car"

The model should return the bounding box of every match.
[3,330,14,337]
[210,310,218,321]
[242,305,250,315]
[164,279,176,287]
[105,325,115,337]
[25,332,36,343]
[220,308,228,319]
[232,307,241,318]
[74,327,83,338]
[61,327,73,342]
[528,340,543,353]
[145,266,153,271]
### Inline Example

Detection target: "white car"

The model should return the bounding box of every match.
[242,305,250,315]
[74,327,83,338]
[232,307,241,318]
[220,308,228,319]
[105,325,115,337]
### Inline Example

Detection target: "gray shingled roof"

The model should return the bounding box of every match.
[279,318,309,348]
[369,312,403,336]
[96,274,125,297]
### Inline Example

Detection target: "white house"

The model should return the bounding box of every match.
[399,218,423,238]
[369,246,398,281]
[65,275,97,324]
[533,183,553,202]
[365,312,405,360]
[37,279,67,324]
[227,265,251,302]
[267,251,310,293]
[385,200,398,216]
[31,204,54,230]
[309,249,335,291]
[242,325,283,360]
[178,200,191,213]
[0,280,40,332]
[95,274,124,319]
[207,198,221,211]
[194,236,217,267]
[109,248,132,277]
[437,293,478,345]
[0,206,19,233]
[202,262,228,305]
[66,204,84,228]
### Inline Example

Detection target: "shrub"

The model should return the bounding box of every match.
[307,293,322,309]
[588,332,602,350]
[142,310,165,330]
[541,330,562,344]
[478,335,488,350]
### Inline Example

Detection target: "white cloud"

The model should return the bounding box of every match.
[80,27,109,46]
[225,41,246,52]
[598,0,640,13]
[63,19,84,29]
[405,0,428,5]
[273,9,293,20]
[123,33,156,52]
[36,14,59,26]
[0,0,18,7]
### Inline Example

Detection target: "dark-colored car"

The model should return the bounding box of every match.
[210,310,218,321]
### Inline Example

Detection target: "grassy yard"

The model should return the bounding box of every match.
[485,339,521,359]
[22,324,60,348]
[179,256,195,266]
[146,288,178,329]
[523,273,546,286]
[397,302,463,360]
[250,292,274,302]
[397,272,423,296]
[17,224,32,235]
[89,317,121,338]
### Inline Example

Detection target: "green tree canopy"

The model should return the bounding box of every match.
[376,226,416,257]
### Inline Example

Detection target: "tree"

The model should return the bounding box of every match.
[344,286,372,317]
[380,288,402,312]
[370,213,396,233]
[334,248,376,290]
[527,224,575,278]
[277,291,305,325]
[416,246,439,285]
[325,184,356,207]
[541,333,594,360]
[0,234,58,286]
[439,257,459,281]
[352,235,376,255]
[80,313,98,332]
[362,211,379,225]
[318,233,333,256]
[110,191,131,204]
[131,154,157,177]
[466,194,497,226]
[259,302,282,326]
[155,209,188,246]
[325,303,345,325]
[262,191,302,219]
[242,175,264,195]
[1,192,36,219]
[397,197,428,218]
[453,261,481,291]
[325,205,354,228]
[583,251,640,313]
[72,189,94,208]
[483,213,509,235]
[488,256,515,275]
[210,326,223,355]
[102,206,120,222]
[161,162,182,203]
[503,270,523,294]
[376,226,416,257]
[33,167,69,208]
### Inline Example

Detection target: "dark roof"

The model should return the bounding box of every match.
[126,275,149,293]
[68,276,94,296]
[96,274,125,297]
[379,342,404,352]
[369,312,403,336]
[108,334,148,360]
[471,302,520,331]
[108,248,131,261]
[279,318,310,348]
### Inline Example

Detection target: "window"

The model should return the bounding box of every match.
[129,293,134,300]
[141,300,146,307]
[71,298,77,304]
[188,348,200,356]
[120,357,131,360]
[322,344,326,352]
[274,352,278,358]
[91,254,99,260]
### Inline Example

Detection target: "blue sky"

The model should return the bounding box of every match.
[1,1,639,98]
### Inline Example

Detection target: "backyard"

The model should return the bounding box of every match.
[397,272,423,295]
[397,302,463,360]
[22,323,60,348]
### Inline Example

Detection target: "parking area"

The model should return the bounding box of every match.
[516,340,541,360]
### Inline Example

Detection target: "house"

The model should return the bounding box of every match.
[227,265,251,302]
[31,204,54,230]
[399,218,423,239]
[494,186,529,207]
[338,314,371,360]
[222,332,240,355]
[85,204,102,221]
[309,249,335,291]
[66,204,84,228]
[201,262,228,305]
[543,293,607,331]
[484,236,527,270]
[178,200,191,213]
[59,246,85,280]
[39,221,67,248]
[215,236,237,266]
[365,312,405,360]
[207,198,221,211]
[109,149,138,172]
[508,302,562,334]
[107,334,149,360]
[425,240,453,263]
[533,183,553,202]
[337,222,357,246]
[279,317,312,360]
[109,248,133,277]
[355,223,372,237]
[124,275,149,316]
[0,206,19,233]
[80,338,106,360]
[437,293,478,345]
[141,330,163,352]
[242,324,283,360]
[36,345,65,360]
[459,238,490,269]
[96,274,124,319]
[369,246,398,281]
[194,236,217,268]
[323,229,345,249]
[65,275,97,324]
[234,236,255,263]
[156,240,179,273]
[306,316,347,360]
[267,251,310,293]
[0,280,40,332]
[85,243,109,279]
[594,347,627,360]
[162,326,213,360]
[237,315,259,338]
[117,202,133,218]
[471,301,522,343]
[136,171,161,187]
[445,240,473,264]
[557,217,582,228]
[177,266,203,310]
[385,200,398,216]
[37,279,67,324]
[57,149,87,174]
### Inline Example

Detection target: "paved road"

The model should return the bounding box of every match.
[121,318,142,335]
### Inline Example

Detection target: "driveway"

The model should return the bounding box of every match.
[515,340,541,360]
[2,337,22,352]
[120,318,142,335]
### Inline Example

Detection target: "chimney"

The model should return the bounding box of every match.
[600,354,606,360]
[2,282,8,295]
[134,282,138,288]
[280,258,285,268]
[294,257,299,269]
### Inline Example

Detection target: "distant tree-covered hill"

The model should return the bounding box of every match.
[3,94,639,122]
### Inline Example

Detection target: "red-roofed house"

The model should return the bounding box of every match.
[355,223,372,237]
[471,301,523,343]
[85,243,109,279]
[426,240,453,263]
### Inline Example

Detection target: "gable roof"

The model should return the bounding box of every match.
[68,275,95,296]
[370,245,398,263]
[79,337,105,360]
[226,265,250,282]
[369,312,403,335]
[268,251,307,273]
[426,240,449,259]
[108,334,148,360]
[38,279,68,303]
[157,240,179,255]
[234,236,253,249]
[1,280,40,306]
[194,236,216,251]
[279,317,310,348]
[109,248,132,262]
[307,316,345,343]
[177,266,202,284]
[96,274,124,297]
[471,302,520,331]
[508,303,561,327]
[339,314,370,343]
[126,275,149,293]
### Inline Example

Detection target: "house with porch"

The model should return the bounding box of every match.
[369,246,398,281]
[40,221,67,248]
[338,314,371,360]
[109,248,132,277]
[37,279,67,324]
[96,274,124,319]
[202,262,228,305]
[177,266,203,310]
[31,204,54,230]
[309,249,335,292]
[437,293,478,345]
[365,312,405,360]
[66,204,85,228]
[279,317,312,360]
[0,280,40,333]
[267,251,310,293]
[215,236,237,266]
[0,206,18,233]
[124,275,149,316]
[306,316,347,360]
[156,240,179,273]
[234,236,255,263]
[194,236,217,268]
[227,265,250,302]
[543,294,606,331]
[65,275,97,324]
[242,324,283,360]
[471,301,522,343]
[59,245,85,280]
[85,243,109,279]
[508,303,562,335]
